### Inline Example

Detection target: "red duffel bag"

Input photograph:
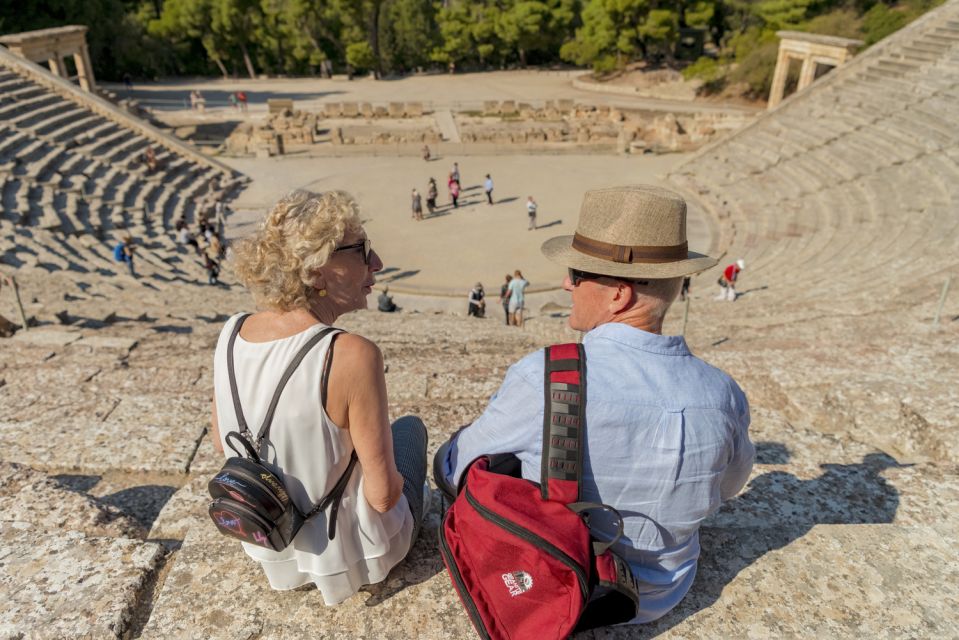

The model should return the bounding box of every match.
[437,343,640,639]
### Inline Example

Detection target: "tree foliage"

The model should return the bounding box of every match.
[0,0,944,80]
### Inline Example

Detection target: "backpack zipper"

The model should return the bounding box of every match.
[438,509,491,640]
[465,488,589,603]
[212,462,288,518]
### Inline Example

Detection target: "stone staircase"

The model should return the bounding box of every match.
[668,0,959,318]
[0,274,955,637]
[0,46,248,290]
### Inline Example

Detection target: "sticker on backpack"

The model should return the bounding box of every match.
[502,571,534,597]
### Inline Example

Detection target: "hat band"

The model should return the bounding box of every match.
[572,233,688,264]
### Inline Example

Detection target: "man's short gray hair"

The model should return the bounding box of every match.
[633,277,683,319]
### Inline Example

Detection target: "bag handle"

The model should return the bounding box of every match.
[568,502,625,556]
[540,343,586,504]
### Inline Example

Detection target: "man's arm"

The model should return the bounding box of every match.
[720,388,755,500]
[437,355,543,489]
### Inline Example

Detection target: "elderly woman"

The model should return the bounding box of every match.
[210,189,428,605]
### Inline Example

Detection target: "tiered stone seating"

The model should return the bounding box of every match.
[0,45,246,288]
[669,0,959,313]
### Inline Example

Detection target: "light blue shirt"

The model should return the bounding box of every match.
[442,322,754,623]
[507,278,528,305]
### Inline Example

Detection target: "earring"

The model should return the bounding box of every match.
[317,289,327,297]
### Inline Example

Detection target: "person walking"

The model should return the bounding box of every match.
[411,188,423,221]
[484,174,494,205]
[716,259,744,301]
[237,91,248,112]
[526,196,537,230]
[422,145,431,162]
[499,274,512,326]
[426,178,438,215]
[507,270,529,327]
[114,235,137,277]
[449,177,460,208]
[451,162,460,185]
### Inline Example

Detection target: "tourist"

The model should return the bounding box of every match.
[411,188,423,221]
[422,144,431,162]
[229,92,239,111]
[499,274,512,326]
[237,90,248,112]
[426,178,438,215]
[189,90,198,111]
[484,174,494,205]
[716,259,744,302]
[122,73,133,95]
[526,196,538,230]
[145,146,158,174]
[680,276,691,301]
[114,235,136,277]
[451,162,460,185]
[378,286,398,312]
[196,90,206,113]
[211,189,428,605]
[449,176,460,208]
[204,254,220,286]
[434,185,753,624]
[467,283,485,317]
[507,269,528,327]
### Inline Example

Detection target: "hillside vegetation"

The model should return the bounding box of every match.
[0,0,944,97]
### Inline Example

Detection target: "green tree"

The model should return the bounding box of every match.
[378,0,439,72]
[561,0,678,71]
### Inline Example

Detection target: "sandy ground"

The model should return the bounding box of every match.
[220,152,712,312]
[107,70,759,117]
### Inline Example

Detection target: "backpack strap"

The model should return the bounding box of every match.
[253,326,341,448]
[540,343,586,504]
[226,314,253,441]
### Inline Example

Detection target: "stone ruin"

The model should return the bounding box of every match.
[226,108,318,156]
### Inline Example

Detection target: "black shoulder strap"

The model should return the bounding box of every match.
[226,314,253,440]
[253,326,341,447]
[540,343,586,504]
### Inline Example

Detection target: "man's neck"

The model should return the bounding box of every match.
[607,308,664,335]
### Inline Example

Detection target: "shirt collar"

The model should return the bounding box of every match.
[583,322,690,356]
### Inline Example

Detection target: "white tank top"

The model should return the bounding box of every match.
[212,313,412,604]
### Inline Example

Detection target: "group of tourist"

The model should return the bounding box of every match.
[228,91,249,112]
[209,185,752,630]
[176,209,227,286]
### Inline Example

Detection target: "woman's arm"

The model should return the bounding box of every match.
[328,334,404,513]
[210,398,223,453]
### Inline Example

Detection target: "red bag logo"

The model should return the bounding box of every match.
[502,571,534,597]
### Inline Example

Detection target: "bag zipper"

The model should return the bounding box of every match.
[465,488,589,603]
[438,509,491,640]
[212,462,288,518]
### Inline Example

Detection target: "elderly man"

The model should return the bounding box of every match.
[435,185,754,623]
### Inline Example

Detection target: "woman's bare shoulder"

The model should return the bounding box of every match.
[331,333,382,367]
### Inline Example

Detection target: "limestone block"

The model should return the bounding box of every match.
[627,524,959,639]
[500,100,517,114]
[0,462,142,538]
[0,394,207,474]
[406,102,424,117]
[79,335,138,352]
[331,127,344,145]
[374,106,388,118]
[483,100,500,114]
[388,102,405,117]
[11,329,81,347]
[360,102,374,118]
[324,103,342,118]
[0,528,163,639]
[141,513,475,639]
[341,102,359,117]
[149,474,210,540]
[557,99,574,111]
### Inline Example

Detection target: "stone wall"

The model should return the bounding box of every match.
[226,108,318,156]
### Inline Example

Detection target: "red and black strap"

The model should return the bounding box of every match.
[541,343,586,504]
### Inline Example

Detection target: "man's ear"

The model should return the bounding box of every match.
[609,281,634,314]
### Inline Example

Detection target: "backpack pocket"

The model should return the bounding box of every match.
[209,497,292,550]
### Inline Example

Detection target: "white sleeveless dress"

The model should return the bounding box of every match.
[212,313,414,605]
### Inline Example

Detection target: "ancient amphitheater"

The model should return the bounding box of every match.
[1,2,958,639]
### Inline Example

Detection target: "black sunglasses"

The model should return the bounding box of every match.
[568,267,648,287]
[333,239,372,265]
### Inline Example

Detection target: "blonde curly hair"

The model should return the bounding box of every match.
[232,189,363,310]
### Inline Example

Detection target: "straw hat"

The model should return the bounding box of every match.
[541,185,717,279]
